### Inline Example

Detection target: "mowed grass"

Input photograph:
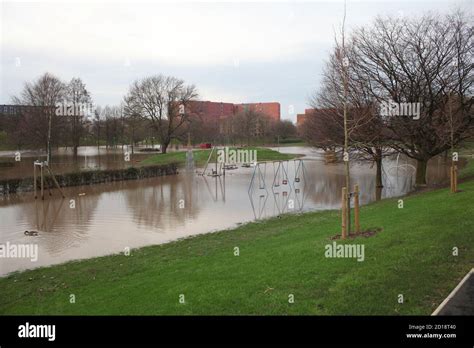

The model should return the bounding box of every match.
[0,178,473,315]
[140,147,300,167]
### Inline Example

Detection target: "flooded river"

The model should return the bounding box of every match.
[0,146,451,275]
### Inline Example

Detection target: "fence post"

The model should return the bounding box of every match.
[354,184,360,233]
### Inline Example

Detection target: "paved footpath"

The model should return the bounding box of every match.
[433,269,474,315]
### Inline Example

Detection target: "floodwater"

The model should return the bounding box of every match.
[0,146,451,276]
[0,145,163,179]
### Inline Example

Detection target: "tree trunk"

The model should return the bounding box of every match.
[375,149,383,189]
[415,159,428,187]
[162,142,169,154]
[375,150,383,201]
[73,145,78,159]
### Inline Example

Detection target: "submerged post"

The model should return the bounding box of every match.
[354,184,360,233]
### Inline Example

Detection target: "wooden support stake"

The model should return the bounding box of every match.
[354,184,360,233]
[341,187,347,239]
[452,165,455,193]
[450,164,458,193]
[450,165,453,193]
[454,165,458,193]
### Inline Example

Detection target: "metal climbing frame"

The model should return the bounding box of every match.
[33,160,65,200]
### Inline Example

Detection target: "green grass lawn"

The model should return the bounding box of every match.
[0,177,473,315]
[140,147,301,167]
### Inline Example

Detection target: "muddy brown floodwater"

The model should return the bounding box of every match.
[0,146,452,276]
[0,146,157,179]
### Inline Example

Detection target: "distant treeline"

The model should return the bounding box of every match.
[0,75,298,154]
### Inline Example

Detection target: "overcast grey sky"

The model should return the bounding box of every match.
[0,0,471,122]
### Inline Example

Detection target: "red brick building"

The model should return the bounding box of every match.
[186,100,281,135]
[296,108,315,127]
[234,102,280,122]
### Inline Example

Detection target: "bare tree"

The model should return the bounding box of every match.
[307,3,377,234]
[233,108,270,146]
[13,72,66,162]
[66,78,92,158]
[124,75,198,153]
[351,11,473,186]
[93,105,103,150]
[123,96,147,154]
[275,120,297,141]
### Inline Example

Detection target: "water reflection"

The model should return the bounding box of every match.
[0,147,452,275]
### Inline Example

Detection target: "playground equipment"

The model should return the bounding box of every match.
[201,173,226,202]
[199,146,227,177]
[248,159,309,218]
[248,190,269,220]
[386,153,416,177]
[248,162,268,194]
[382,153,416,197]
[33,111,65,200]
[185,150,194,171]
[248,159,308,194]
[249,160,308,209]
[271,161,291,194]
[33,160,65,200]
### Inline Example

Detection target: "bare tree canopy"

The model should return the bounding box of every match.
[123,75,198,153]
[351,11,474,185]
[307,10,473,186]
[66,77,92,157]
[12,72,66,161]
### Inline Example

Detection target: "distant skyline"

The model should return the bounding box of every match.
[1,0,471,122]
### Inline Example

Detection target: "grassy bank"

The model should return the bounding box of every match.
[0,177,473,315]
[140,147,301,167]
